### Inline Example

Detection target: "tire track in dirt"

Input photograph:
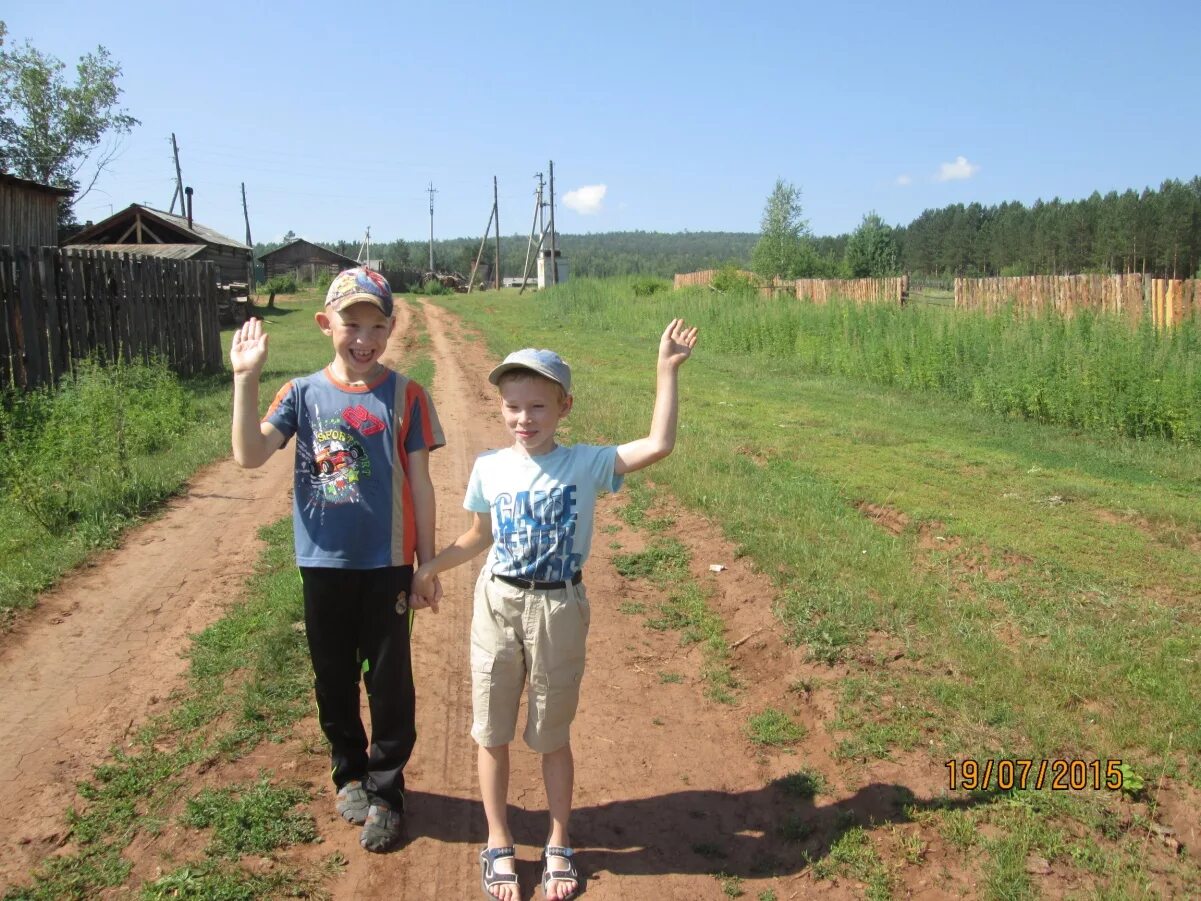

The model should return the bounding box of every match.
[0,450,294,880]
[324,303,879,899]
[332,300,509,897]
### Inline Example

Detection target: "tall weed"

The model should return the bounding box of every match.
[541,279,1201,443]
[0,358,195,536]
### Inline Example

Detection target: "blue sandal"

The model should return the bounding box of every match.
[479,845,518,899]
[541,845,582,900]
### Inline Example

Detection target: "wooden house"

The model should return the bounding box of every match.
[64,203,251,284]
[0,173,72,246]
[258,238,360,281]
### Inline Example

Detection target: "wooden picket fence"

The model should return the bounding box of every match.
[954,274,1200,327]
[0,246,223,391]
[674,268,1199,329]
[795,276,907,305]
[673,269,907,305]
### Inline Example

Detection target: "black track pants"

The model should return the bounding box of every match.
[300,565,415,809]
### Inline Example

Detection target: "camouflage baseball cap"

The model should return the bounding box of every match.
[324,267,394,317]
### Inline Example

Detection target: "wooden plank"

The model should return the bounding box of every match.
[0,246,15,388]
[15,247,46,388]
[39,247,67,382]
[64,251,85,370]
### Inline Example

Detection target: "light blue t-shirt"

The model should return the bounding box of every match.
[464,444,624,582]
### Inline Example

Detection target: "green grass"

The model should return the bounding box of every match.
[181,778,318,858]
[746,709,807,746]
[773,769,826,799]
[433,279,1201,891]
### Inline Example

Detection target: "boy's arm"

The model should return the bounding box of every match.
[407,448,439,608]
[615,318,698,476]
[412,512,494,612]
[231,319,286,468]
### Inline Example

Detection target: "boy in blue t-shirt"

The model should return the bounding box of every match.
[230,267,445,853]
[413,319,698,901]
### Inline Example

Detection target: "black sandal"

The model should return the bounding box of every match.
[479,845,518,899]
[541,845,582,899]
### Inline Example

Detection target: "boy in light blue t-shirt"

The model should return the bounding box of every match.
[413,319,698,901]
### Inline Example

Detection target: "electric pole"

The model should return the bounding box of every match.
[426,183,437,272]
[548,160,558,285]
[493,175,501,290]
[520,173,545,293]
[357,226,372,266]
[169,134,185,214]
[241,181,254,291]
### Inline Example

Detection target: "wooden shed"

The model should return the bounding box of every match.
[0,173,72,246]
[64,203,251,284]
[258,238,360,281]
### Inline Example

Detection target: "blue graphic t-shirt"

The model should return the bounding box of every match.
[464,444,623,582]
[264,366,444,569]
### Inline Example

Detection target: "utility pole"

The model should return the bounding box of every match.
[357,226,371,266]
[537,170,546,239]
[520,173,545,294]
[241,181,254,292]
[493,175,501,290]
[426,182,437,272]
[548,160,557,285]
[468,177,500,294]
[169,134,185,214]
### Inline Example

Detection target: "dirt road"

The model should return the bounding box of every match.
[0,301,953,899]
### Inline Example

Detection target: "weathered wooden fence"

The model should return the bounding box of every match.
[0,246,223,391]
[795,276,907,305]
[954,274,1200,326]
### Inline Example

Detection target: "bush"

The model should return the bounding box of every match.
[420,279,453,296]
[0,358,195,535]
[711,263,755,294]
[313,269,334,292]
[631,276,669,297]
[261,273,298,294]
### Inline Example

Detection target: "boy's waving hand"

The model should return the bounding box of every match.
[615,318,699,476]
[658,318,699,370]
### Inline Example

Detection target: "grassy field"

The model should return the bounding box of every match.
[435,279,1201,895]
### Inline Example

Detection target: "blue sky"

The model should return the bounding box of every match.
[5,0,1198,245]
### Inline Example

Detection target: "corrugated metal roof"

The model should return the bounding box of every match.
[65,243,208,260]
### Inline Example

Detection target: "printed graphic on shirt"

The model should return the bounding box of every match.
[302,416,373,506]
[492,484,581,581]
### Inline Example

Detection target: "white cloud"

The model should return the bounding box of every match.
[895,174,912,186]
[937,156,980,181]
[563,184,607,214]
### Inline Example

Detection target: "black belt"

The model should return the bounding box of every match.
[491,571,582,591]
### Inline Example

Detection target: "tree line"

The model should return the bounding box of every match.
[896,179,1201,278]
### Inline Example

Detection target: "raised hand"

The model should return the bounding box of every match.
[230,318,269,377]
[658,318,699,370]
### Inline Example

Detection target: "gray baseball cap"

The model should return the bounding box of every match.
[488,348,572,393]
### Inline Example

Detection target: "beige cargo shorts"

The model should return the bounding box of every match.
[469,568,591,753]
